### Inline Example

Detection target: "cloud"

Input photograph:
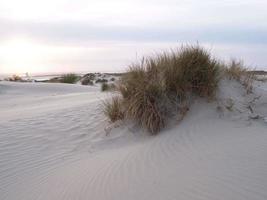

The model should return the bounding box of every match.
[1,18,267,46]
[0,0,267,72]
[1,0,267,45]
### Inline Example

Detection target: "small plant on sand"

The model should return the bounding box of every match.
[61,73,79,84]
[101,83,116,92]
[104,45,221,134]
[225,60,254,93]
[242,73,254,94]
[103,97,125,122]
[225,60,246,81]
[101,82,109,91]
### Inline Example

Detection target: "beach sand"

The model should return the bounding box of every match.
[0,80,267,200]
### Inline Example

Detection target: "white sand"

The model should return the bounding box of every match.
[0,80,267,200]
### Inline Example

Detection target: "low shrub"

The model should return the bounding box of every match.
[61,73,79,84]
[103,97,125,122]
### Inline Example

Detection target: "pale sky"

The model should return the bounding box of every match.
[0,0,267,74]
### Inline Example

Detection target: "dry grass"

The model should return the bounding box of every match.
[103,45,256,134]
[103,97,125,122]
[225,60,254,94]
[225,60,246,81]
[243,73,254,94]
[104,45,221,134]
[122,69,167,133]
[163,46,221,98]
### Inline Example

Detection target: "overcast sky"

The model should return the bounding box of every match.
[0,0,267,74]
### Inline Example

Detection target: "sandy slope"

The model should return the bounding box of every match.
[0,81,267,200]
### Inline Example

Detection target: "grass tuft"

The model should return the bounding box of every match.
[61,73,79,84]
[225,59,254,93]
[101,83,116,92]
[101,82,109,91]
[104,45,221,133]
[103,97,125,122]
[162,46,221,98]
[103,45,252,134]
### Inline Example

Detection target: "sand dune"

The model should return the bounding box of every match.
[0,81,267,200]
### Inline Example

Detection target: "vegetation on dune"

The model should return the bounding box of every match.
[101,82,116,92]
[103,45,223,134]
[162,46,221,98]
[102,45,257,134]
[103,97,125,122]
[61,73,79,84]
[101,82,109,91]
[5,75,23,82]
[225,60,246,81]
[224,59,254,94]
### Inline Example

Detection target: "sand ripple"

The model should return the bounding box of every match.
[1,82,267,200]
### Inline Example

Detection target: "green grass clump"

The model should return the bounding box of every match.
[104,45,221,134]
[103,97,125,122]
[61,73,79,84]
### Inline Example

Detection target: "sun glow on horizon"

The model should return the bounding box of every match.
[0,38,49,74]
[0,38,87,74]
